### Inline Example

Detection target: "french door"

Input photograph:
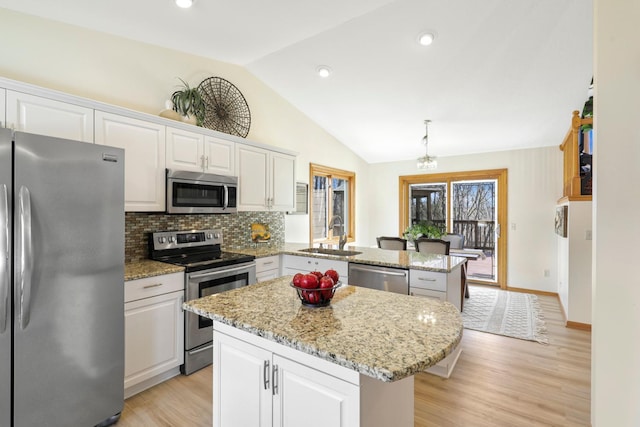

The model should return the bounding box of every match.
[399,169,507,288]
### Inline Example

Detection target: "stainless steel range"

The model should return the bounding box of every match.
[149,229,256,375]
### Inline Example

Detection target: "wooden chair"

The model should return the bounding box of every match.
[376,236,407,250]
[414,238,450,255]
[440,233,464,249]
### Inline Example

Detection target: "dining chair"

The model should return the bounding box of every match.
[376,236,408,250]
[440,233,465,249]
[414,238,450,255]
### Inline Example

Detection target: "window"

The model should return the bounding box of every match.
[309,163,356,243]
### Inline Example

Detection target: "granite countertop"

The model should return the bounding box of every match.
[233,242,466,273]
[183,276,463,383]
[125,260,184,281]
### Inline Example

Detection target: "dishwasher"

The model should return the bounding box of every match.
[348,263,409,294]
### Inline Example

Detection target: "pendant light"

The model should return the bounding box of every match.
[417,119,437,169]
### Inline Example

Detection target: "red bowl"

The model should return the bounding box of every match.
[290,281,342,307]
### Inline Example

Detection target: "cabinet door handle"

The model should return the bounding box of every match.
[262,261,274,266]
[263,360,270,390]
[143,283,163,289]
[200,155,205,170]
[418,277,437,282]
[272,364,278,395]
[205,156,209,170]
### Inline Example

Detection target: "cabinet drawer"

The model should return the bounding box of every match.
[410,287,446,302]
[125,272,184,303]
[256,255,280,274]
[282,255,348,277]
[409,269,446,292]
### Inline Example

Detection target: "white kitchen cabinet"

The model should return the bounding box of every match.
[166,127,235,176]
[409,268,461,311]
[256,255,280,282]
[0,89,5,128]
[236,144,295,211]
[5,91,93,142]
[214,327,359,427]
[95,111,166,211]
[124,272,185,398]
[281,255,348,284]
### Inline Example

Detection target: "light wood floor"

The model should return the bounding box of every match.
[118,292,591,427]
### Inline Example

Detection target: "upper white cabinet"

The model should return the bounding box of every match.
[0,89,5,128]
[6,91,93,142]
[166,126,235,176]
[236,144,295,211]
[95,111,166,212]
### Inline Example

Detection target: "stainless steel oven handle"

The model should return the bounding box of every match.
[0,184,8,333]
[189,343,213,355]
[349,265,407,277]
[16,186,33,330]
[188,262,256,280]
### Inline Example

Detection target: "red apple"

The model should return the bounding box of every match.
[310,271,324,280]
[319,276,335,299]
[292,273,304,286]
[299,273,319,289]
[305,290,320,304]
[324,269,340,283]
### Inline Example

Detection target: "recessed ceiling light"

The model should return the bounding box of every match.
[418,32,435,46]
[175,0,194,8]
[317,66,332,78]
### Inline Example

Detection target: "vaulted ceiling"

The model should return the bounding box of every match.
[0,0,593,163]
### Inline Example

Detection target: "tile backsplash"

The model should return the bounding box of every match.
[125,211,285,262]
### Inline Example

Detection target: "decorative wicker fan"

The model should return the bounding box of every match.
[198,77,251,137]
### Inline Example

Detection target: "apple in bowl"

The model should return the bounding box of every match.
[291,269,342,307]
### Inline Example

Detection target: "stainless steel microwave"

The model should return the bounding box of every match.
[166,169,238,214]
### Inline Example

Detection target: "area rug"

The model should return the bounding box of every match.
[461,286,549,344]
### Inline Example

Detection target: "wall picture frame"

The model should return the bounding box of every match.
[555,205,568,237]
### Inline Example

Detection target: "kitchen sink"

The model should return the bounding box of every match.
[299,248,363,257]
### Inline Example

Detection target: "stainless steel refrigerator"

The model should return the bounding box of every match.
[0,129,125,427]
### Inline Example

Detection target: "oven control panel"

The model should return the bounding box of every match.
[150,229,222,251]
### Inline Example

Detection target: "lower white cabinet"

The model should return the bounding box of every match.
[281,255,348,284]
[409,267,461,310]
[214,328,359,427]
[256,255,280,282]
[124,272,184,398]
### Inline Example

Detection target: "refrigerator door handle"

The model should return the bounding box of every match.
[16,186,33,330]
[0,184,8,333]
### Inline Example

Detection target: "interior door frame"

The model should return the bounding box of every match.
[399,168,508,289]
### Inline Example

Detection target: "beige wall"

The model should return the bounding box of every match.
[368,146,563,293]
[592,0,640,424]
[0,8,369,244]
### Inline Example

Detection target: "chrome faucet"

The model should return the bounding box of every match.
[330,215,347,250]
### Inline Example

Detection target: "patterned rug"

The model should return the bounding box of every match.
[461,286,549,344]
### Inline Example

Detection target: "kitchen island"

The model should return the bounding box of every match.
[184,276,463,427]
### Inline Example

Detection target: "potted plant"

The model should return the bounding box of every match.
[170,78,205,126]
[403,221,443,243]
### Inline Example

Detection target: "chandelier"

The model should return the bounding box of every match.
[417,119,437,169]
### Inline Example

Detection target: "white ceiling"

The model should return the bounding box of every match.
[0,0,593,163]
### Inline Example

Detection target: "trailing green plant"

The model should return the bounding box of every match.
[403,221,443,242]
[170,78,205,126]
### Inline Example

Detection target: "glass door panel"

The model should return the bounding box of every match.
[409,183,446,232]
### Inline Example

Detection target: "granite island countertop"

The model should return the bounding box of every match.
[183,276,463,383]
[232,242,466,273]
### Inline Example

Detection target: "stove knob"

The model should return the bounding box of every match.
[207,233,214,239]
[168,236,175,243]
[158,237,166,244]
[213,233,220,239]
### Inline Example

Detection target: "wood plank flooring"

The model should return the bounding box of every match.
[118,292,591,427]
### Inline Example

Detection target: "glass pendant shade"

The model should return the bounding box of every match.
[417,120,437,169]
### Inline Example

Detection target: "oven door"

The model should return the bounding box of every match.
[185,262,256,351]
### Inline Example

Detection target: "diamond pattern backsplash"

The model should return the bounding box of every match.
[125,211,285,262]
